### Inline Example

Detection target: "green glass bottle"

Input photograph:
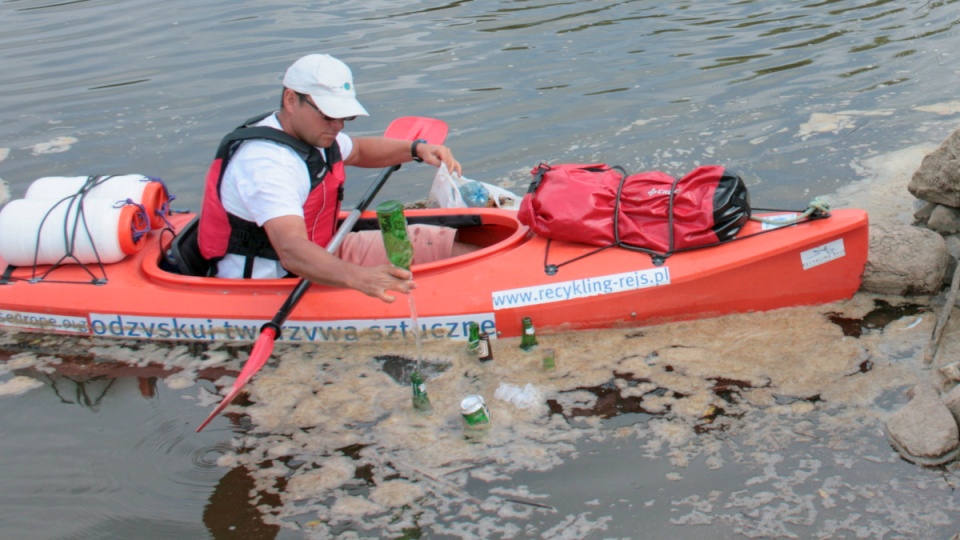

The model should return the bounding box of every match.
[467,322,481,355]
[520,316,538,351]
[542,348,556,371]
[478,332,494,362]
[410,370,432,413]
[376,200,414,270]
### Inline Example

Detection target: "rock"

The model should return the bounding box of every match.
[909,129,960,207]
[861,222,950,295]
[945,235,960,260]
[942,236,960,279]
[928,204,960,235]
[944,384,960,423]
[914,201,937,224]
[886,384,960,466]
[943,363,960,383]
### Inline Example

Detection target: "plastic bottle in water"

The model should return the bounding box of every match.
[458,181,489,208]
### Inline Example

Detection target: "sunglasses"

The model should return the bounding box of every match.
[298,94,357,122]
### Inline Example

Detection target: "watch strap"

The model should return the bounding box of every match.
[411,139,427,162]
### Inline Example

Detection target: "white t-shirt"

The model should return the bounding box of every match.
[216,113,354,279]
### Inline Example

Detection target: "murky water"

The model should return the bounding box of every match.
[3,0,960,538]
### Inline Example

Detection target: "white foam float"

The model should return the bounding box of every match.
[25,175,170,228]
[0,197,149,266]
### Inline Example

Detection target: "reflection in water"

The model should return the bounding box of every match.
[138,376,158,398]
[550,372,676,420]
[827,298,928,338]
[203,466,280,540]
[1,346,280,539]
[46,373,117,410]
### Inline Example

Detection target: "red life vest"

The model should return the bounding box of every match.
[197,113,345,276]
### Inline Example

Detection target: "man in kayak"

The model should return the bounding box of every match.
[197,54,471,302]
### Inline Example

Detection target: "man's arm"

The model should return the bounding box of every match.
[346,136,462,175]
[263,215,414,303]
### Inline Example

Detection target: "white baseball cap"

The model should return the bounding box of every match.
[282,54,369,118]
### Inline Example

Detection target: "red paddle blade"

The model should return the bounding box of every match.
[196,326,277,432]
[386,116,448,145]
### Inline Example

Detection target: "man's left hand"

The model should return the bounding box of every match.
[416,143,461,176]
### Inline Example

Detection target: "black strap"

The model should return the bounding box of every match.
[0,264,15,285]
[243,256,256,279]
[225,213,280,261]
[217,115,337,191]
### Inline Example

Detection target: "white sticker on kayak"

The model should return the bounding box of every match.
[0,309,89,334]
[491,267,671,310]
[760,213,799,230]
[87,312,495,343]
[801,238,845,270]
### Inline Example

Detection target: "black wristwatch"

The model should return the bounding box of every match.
[411,139,427,162]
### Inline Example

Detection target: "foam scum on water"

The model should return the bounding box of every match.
[195,296,958,538]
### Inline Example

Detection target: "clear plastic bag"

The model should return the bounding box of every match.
[427,163,467,208]
[428,164,521,210]
[494,382,541,409]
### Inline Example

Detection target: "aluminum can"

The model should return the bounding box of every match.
[460,394,491,426]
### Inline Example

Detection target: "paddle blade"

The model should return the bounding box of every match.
[386,116,448,145]
[196,326,278,432]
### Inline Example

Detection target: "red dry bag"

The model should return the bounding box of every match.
[517,163,750,255]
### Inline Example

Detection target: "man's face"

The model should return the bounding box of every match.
[291,92,356,148]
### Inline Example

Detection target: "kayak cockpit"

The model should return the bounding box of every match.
[146,207,530,286]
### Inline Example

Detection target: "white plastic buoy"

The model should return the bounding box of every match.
[25,175,169,228]
[0,198,149,266]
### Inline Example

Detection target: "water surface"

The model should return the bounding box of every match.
[2,0,960,538]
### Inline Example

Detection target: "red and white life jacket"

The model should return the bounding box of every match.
[197,113,345,277]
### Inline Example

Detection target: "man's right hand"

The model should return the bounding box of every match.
[266,215,413,303]
[354,264,415,303]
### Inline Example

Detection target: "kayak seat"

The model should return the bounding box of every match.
[166,215,215,277]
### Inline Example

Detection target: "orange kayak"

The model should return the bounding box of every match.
[0,207,867,344]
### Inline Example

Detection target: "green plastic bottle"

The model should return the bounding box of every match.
[376,200,414,270]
